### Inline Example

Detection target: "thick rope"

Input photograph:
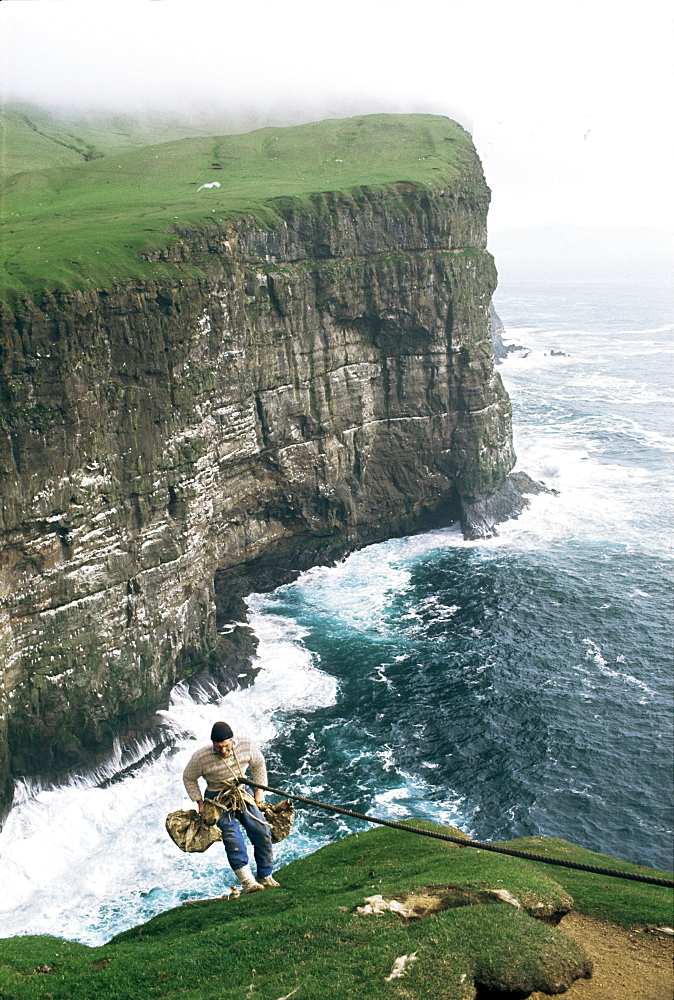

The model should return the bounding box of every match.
[241,779,674,889]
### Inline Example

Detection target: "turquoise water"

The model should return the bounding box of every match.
[0,279,671,944]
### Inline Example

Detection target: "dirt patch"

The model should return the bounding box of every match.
[529,912,673,1000]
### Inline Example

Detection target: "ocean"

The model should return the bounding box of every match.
[0,277,671,945]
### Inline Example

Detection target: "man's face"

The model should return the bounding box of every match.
[213,739,233,757]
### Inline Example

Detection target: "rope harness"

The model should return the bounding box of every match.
[203,781,259,821]
[205,746,256,813]
[239,778,674,889]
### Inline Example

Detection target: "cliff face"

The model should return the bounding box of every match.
[0,172,516,810]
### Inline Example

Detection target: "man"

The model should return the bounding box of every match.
[182,721,279,893]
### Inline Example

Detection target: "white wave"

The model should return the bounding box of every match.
[481,413,674,558]
[371,772,469,832]
[0,614,339,945]
[501,320,672,340]
[492,309,674,554]
[581,639,655,696]
[370,665,395,689]
[607,415,674,453]
[259,546,412,633]
[0,745,194,941]
[499,347,571,373]
[247,531,491,644]
[161,615,338,749]
[501,350,673,408]
[414,595,460,621]
[610,325,673,337]
[545,373,674,409]
[500,325,541,338]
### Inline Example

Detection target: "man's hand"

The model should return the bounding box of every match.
[254,790,265,807]
[196,799,204,815]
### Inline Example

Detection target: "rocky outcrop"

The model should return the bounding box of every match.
[0,163,521,813]
[490,301,508,363]
[460,470,553,539]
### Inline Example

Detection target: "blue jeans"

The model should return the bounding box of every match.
[205,789,274,878]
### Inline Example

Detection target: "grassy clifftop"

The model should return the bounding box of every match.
[0,824,670,1000]
[0,111,478,303]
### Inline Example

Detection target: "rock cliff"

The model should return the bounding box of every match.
[0,117,523,814]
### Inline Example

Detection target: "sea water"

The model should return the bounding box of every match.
[0,278,671,945]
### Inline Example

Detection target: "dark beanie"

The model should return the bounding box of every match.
[211,721,233,742]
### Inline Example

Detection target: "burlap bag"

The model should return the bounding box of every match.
[165,808,223,853]
[259,799,295,843]
[166,798,294,852]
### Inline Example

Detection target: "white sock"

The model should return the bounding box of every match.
[233,864,258,887]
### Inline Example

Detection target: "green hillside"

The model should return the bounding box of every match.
[0,825,670,1000]
[0,111,474,304]
[0,103,250,174]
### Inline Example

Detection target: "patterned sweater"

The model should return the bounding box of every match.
[182,739,268,802]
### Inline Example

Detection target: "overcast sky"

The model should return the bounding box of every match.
[1,0,672,233]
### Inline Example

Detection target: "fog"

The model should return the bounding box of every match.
[1,0,673,233]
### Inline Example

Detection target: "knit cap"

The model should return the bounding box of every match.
[211,721,233,742]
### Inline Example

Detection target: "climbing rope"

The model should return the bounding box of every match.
[240,778,674,888]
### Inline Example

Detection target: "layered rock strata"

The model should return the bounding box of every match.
[0,176,522,813]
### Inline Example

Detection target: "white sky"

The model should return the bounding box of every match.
[1,0,672,232]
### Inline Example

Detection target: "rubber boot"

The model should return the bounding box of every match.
[233,864,265,893]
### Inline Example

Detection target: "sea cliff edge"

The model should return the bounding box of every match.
[0,115,535,814]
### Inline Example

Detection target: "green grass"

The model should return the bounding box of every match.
[497,835,674,928]
[0,103,243,175]
[0,112,475,305]
[0,824,669,1000]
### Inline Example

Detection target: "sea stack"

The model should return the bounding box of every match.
[0,113,526,813]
